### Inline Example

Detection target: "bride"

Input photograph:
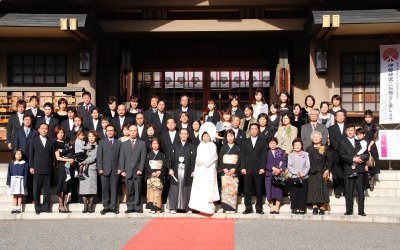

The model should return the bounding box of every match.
[188,122,220,214]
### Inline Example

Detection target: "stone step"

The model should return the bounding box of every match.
[1,211,400,224]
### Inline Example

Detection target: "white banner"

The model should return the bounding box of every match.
[379,44,400,124]
[376,130,400,160]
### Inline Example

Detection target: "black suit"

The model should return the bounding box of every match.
[6,113,24,147]
[29,136,55,212]
[339,137,369,214]
[160,131,180,154]
[61,119,74,139]
[76,104,94,124]
[150,112,171,135]
[111,116,135,138]
[144,108,157,125]
[25,108,45,129]
[97,138,121,210]
[84,119,102,135]
[329,123,348,196]
[173,107,197,125]
[240,136,268,211]
[36,117,59,138]
[102,109,116,121]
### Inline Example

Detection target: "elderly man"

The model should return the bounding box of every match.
[111,104,134,138]
[301,109,328,149]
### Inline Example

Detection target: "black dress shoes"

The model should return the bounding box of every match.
[313,208,318,215]
[112,208,119,214]
[136,210,143,213]
[100,208,110,215]
[35,210,41,215]
[358,212,366,216]
[256,210,264,214]
[319,209,325,215]
[125,209,135,214]
[344,212,353,215]
[242,209,253,214]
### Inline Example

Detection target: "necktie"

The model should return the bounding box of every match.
[131,140,135,150]
[25,129,29,137]
[109,139,113,146]
[85,105,89,114]
[312,123,316,131]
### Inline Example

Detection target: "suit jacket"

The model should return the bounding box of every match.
[150,112,171,135]
[230,108,244,119]
[102,109,117,121]
[29,136,55,174]
[97,138,121,176]
[61,119,74,138]
[13,127,38,160]
[111,116,135,138]
[119,139,147,178]
[276,125,298,155]
[173,107,197,124]
[160,130,180,154]
[144,108,157,124]
[25,108,45,128]
[136,125,147,140]
[84,119,102,134]
[338,137,369,175]
[240,137,268,176]
[6,113,24,144]
[35,117,59,138]
[76,104,95,124]
[329,123,348,151]
[301,122,328,149]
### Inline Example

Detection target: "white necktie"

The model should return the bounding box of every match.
[25,129,29,137]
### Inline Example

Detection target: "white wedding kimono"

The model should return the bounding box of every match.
[189,141,220,214]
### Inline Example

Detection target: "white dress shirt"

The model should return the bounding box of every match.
[93,119,99,130]
[348,137,355,148]
[251,136,258,148]
[31,108,37,117]
[119,116,125,128]
[68,119,74,131]
[169,130,176,143]
[158,112,164,124]
[338,123,344,134]
[17,113,24,126]
[138,125,144,137]
[39,135,47,147]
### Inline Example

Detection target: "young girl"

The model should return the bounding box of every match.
[227,95,244,118]
[6,149,29,214]
[268,103,281,134]
[146,138,166,213]
[203,99,220,125]
[318,101,335,128]
[252,88,269,119]
[278,92,291,116]
[74,131,92,180]
[329,94,346,116]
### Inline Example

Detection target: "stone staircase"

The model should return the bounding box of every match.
[1,163,400,222]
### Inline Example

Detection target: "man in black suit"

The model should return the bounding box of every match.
[224,116,245,146]
[328,109,348,198]
[160,118,180,153]
[13,114,38,203]
[150,99,170,135]
[84,107,102,134]
[36,102,59,138]
[61,107,76,139]
[97,124,121,214]
[6,99,26,150]
[119,124,147,213]
[144,95,159,124]
[173,95,197,125]
[135,113,146,140]
[76,91,94,124]
[111,104,134,138]
[29,123,55,214]
[339,125,369,216]
[240,123,268,214]
[25,95,44,129]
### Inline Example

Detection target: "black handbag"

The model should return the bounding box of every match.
[289,177,303,187]
[272,175,286,188]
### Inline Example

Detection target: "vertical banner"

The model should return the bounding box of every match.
[379,44,400,124]
[377,130,400,160]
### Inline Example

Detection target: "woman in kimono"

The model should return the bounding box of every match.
[189,122,220,214]
[168,128,196,213]
[218,129,240,213]
[145,137,166,213]
[265,137,287,214]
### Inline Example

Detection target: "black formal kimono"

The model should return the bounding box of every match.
[189,131,200,149]
[219,143,241,211]
[167,141,196,211]
[145,151,167,211]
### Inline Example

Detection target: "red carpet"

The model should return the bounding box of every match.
[122,218,234,250]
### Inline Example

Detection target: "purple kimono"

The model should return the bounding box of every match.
[265,148,287,201]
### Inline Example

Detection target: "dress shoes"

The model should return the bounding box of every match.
[242,209,253,214]
[112,208,119,214]
[35,210,41,215]
[344,212,353,215]
[319,209,325,215]
[100,208,110,215]
[125,209,135,214]
[312,208,318,215]
[358,212,366,216]
[136,210,143,213]
[256,210,264,214]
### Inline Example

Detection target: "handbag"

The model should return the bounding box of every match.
[289,177,303,187]
[272,174,286,188]
[366,153,375,168]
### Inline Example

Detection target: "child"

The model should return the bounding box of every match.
[6,149,29,214]
[146,138,166,213]
[74,131,93,180]
[318,101,335,128]
[349,128,368,178]
[56,140,74,182]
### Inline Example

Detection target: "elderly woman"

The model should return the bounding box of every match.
[189,122,220,214]
[306,131,332,215]
[79,130,98,213]
[265,137,287,214]
[276,114,298,155]
[287,138,310,214]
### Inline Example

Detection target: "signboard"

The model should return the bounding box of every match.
[377,130,400,160]
[379,44,400,124]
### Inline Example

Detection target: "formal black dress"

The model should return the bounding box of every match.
[291,117,305,138]
[361,122,380,175]
[306,145,332,204]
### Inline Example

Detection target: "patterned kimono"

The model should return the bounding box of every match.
[145,150,166,211]
[218,143,241,212]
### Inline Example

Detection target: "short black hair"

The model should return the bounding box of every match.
[364,109,373,117]
[249,122,260,130]
[356,128,365,135]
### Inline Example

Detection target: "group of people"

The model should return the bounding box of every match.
[5,89,380,216]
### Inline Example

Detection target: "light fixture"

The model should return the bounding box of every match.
[79,50,90,74]
[315,48,328,74]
